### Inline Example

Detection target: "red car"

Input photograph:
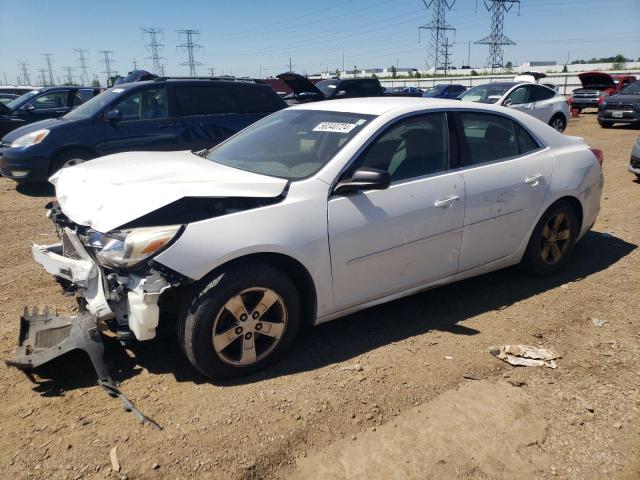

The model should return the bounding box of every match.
[569,72,636,112]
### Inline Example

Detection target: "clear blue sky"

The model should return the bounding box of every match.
[1,0,639,85]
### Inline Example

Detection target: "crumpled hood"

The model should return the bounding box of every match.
[51,150,289,232]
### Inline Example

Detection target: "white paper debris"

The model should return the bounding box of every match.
[489,345,559,369]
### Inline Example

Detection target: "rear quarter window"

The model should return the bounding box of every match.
[231,86,283,113]
[175,85,235,115]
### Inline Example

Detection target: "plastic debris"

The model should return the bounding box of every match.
[591,318,608,327]
[489,345,558,369]
[110,446,121,472]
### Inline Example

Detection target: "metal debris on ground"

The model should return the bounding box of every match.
[489,345,559,369]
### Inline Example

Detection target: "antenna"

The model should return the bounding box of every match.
[475,0,520,72]
[18,61,31,85]
[140,27,166,75]
[419,0,456,74]
[177,29,203,77]
[42,53,55,85]
[74,48,90,85]
[99,50,115,84]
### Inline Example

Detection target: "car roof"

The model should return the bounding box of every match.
[288,96,507,116]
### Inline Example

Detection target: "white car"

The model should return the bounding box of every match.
[10,97,604,382]
[459,82,570,132]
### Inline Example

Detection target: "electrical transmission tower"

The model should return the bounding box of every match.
[99,50,115,84]
[62,67,76,85]
[75,48,91,85]
[18,61,31,85]
[37,69,48,86]
[141,27,166,75]
[42,53,55,85]
[132,58,138,70]
[419,0,456,74]
[177,29,203,77]
[475,0,520,72]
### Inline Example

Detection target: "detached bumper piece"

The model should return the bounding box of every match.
[5,307,161,429]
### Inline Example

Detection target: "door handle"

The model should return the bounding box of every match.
[434,195,460,208]
[158,124,175,129]
[525,174,543,186]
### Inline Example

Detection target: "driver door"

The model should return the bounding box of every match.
[22,90,71,122]
[328,113,465,310]
[504,85,534,115]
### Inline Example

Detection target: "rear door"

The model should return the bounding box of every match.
[528,85,557,123]
[455,111,552,271]
[230,84,285,131]
[173,84,240,151]
[101,86,178,154]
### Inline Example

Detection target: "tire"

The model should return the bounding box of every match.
[50,149,92,176]
[549,114,566,132]
[178,263,302,380]
[521,201,579,276]
[598,120,613,128]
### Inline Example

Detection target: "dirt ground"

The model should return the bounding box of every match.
[0,113,639,480]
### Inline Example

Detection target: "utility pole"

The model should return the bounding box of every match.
[443,39,453,76]
[475,0,520,73]
[177,29,203,77]
[141,27,166,75]
[42,53,55,85]
[99,50,115,85]
[74,48,90,85]
[18,61,31,85]
[62,66,76,85]
[132,58,138,70]
[208,67,215,77]
[419,0,456,75]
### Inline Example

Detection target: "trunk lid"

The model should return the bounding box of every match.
[276,72,325,96]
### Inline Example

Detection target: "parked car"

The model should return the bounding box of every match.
[569,72,637,112]
[459,82,569,132]
[277,72,383,104]
[0,78,286,183]
[384,86,424,97]
[597,80,640,128]
[7,97,604,384]
[0,86,102,138]
[0,93,18,105]
[0,86,35,96]
[423,84,467,99]
[630,136,640,179]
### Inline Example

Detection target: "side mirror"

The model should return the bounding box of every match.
[106,109,121,121]
[503,99,513,107]
[334,167,391,195]
[22,104,35,112]
[335,90,347,97]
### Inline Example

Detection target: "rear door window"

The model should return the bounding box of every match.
[175,86,235,115]
[231,86,281,113]
[72,88,96,106]
[459,112,519,165]
[530,85,555,102]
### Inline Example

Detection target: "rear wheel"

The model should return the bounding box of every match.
[522,201,579,276]
[549,114,566,132]
[178,263,302,380]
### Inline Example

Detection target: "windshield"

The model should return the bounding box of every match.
[64,86,125,120]
[6,90,40,110]
[315,79,339,97]
[459,84,511,104]
[205,109,375,180]
[621,81,640,95]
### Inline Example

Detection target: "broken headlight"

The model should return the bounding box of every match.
[88,225,182,269]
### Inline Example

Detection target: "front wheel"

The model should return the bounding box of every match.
[521,201,579,276]
[598,120,613,128]
[50,149,91,176]
[178,263,302,380]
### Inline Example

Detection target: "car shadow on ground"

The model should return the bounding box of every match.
[25,230,636,394]
[16,182,55,197]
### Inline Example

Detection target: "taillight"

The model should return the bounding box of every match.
[567,95,573,105]
[597,92,609,105]
[590,147,604,167]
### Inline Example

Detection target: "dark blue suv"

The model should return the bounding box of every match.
[0,78,286,183]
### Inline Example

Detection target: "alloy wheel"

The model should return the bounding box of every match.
[212,287,287,366]
[540,212,571,265]
[550,117,565,132]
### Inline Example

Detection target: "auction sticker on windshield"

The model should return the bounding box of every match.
[313,122,358,133]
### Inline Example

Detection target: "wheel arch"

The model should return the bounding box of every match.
[49,145,98,175]
[200,252,318,327]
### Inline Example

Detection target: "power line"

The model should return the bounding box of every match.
[141,27,166,75]
[99,50,115,84]
[177,29,203,77]
[74,48,90,85]
[17,61,31,85]
[42,53,55,85]
[419,0,456,74]
[475,0,520,72]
